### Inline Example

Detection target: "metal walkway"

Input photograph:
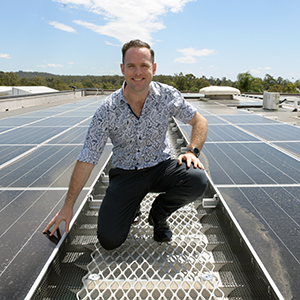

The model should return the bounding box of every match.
[78,195,223,300]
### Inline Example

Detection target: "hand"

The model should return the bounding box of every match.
[177,152,205,169]
[43,205,73,236]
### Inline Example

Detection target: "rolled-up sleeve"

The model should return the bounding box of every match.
[77,106,109,165]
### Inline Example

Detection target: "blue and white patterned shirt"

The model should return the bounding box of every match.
[77,81,197,170]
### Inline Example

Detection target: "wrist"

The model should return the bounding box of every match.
[186,146,200,158]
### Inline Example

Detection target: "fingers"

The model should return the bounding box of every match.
[177,155,183,165]
[178,153,205,170]
[43,215,61,236]
[65,220,70,234]
[43,207,73,236]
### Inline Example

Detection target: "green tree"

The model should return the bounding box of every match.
[18,77,29,86]
[173,72,188,91]
[29,76,46,86]
[269,84,282,92]
[236,72,254,93]
[251,77,264,92]
[282,83,297,93]
[195,78,210,90]
[82,80,94,88]
[263,74,276,90]
[0,71,18,86]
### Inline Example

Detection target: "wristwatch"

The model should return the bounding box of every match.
[187,146,200,158]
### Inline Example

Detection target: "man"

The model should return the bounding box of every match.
[44,39,208,250]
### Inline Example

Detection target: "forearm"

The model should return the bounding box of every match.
[64,160,95,209]
[43,160,95,235]
[188,112,208,151]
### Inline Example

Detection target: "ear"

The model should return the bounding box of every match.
[152,63,157,75]
[120,63,125,75]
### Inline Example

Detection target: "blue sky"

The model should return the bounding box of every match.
[1,0,300,81]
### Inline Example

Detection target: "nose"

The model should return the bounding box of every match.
[134,66,141,75]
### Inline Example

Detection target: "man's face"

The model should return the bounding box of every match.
[121,47,156,94]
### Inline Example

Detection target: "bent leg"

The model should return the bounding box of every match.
[97,168,147,250]
[149,159,208,220]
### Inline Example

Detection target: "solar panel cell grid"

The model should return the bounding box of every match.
[188,100,300,299]
[0,96,110,300]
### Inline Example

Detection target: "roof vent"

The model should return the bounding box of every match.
[199,86,240,99]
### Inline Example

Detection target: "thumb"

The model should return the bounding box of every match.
[65,220,70,234]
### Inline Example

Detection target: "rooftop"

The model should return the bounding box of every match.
[0,91,299,300]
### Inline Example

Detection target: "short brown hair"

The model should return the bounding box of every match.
[122,39,155,64]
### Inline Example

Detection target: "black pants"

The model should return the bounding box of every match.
[97,159,208,250]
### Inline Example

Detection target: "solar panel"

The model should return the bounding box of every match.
[207,125,259,142]
[48,126,90,144]
[0,126,13,133]
[0,145,34,165]
[217,186,300,297]
[0,189,88,300]
[202,142,300,185]
[0,127,69,144]
[27,116,90,126]
[274,142,300,157]
[240,124,300,141]
[219,114,279,124]
[0,96,111,299]
[187,100,300,298]
[202,115,228,124]
[0,117,41,126]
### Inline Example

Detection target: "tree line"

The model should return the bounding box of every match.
[1,70,299,94]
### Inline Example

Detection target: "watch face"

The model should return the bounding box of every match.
[193,147,200,157]
[194,147,200,156]
[188,147,200,157]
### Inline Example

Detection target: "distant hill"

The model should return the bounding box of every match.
[15,71,59,79]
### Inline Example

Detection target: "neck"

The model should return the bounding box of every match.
[123,84,149,105]
[123,85,149,118]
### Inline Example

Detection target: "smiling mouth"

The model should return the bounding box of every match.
[133,78,144,81]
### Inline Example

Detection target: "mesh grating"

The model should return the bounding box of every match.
[77,194,225,300]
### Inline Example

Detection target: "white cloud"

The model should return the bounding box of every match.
[105,41,121,47]
[38,63,64,68]
[174,56,197,64]
[250,66,272,74]
[174,47,215,64]
[49,21,77,33]
[178,48,215,57]
[0,53,11,59]
[53,0,195,44]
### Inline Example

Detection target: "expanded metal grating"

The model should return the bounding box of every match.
[76,194,225,300]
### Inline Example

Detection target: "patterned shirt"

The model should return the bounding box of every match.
[77,81,197,170]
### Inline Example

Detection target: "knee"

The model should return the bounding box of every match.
[97,229,125,250]
[189,169,208,198]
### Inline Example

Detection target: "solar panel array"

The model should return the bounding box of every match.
[0,97,112,299]
[180,101,300,298]
[1,95,300,299]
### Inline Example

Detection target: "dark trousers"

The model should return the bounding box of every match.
[97,159,208,250]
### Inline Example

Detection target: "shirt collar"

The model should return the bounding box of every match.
[149,81,160,99]
[118,81,127,104]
